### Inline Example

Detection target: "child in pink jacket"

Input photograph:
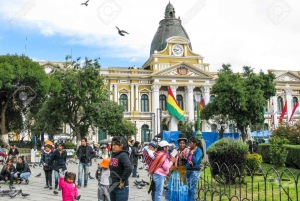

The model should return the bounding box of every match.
[59,171,80,201]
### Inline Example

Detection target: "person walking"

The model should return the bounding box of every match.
[149,140,176,201]
[109,136,132,201]
[76,137,95,188]
[186,136,203,201]
[41,144,54,189]
[48,142,67,191]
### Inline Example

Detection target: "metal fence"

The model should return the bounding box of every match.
[196,163,300,201]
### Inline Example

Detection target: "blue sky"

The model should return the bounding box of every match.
[0,0,299,72]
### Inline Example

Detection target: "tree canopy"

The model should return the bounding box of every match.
[32,58,124,145]
[202,64,276,141]
[0,54,51,145]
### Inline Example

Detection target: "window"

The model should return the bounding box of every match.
[141,124,150,142]
[211,124,217,132]
[162,124,168,131]
[210,95,215,103]
[194,96,196,111]
[119,94,128,111]
[159,95,167,110]
[229,124,234,133]
[176,95,183,109]
[141,94,149,112]
[277,96,283,112]
[293,97,298,108]
[99,129,107,141]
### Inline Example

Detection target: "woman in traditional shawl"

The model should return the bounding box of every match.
[165,133,189,201]
[148,140,175,201]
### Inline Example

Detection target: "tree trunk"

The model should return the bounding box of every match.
[75,127,81,148]
[1,102,9,146]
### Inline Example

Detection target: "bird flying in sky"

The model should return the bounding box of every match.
[81,0,89,6]
[116,26,129,36]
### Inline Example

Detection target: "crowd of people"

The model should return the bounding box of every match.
[0,134,204,201]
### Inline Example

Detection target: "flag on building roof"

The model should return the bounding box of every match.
[199,94,205,110]
[166,87,184,122]
[289,101,299,122]
[279,100,287,123]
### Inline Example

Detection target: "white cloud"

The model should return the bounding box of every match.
[0,0,299,72]
[130,57,136,62]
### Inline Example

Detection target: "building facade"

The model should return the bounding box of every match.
[39,3,300,142]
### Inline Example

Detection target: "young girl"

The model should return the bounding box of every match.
[96,158,110,201]
[59,171,80,201]
[41,144,53,189]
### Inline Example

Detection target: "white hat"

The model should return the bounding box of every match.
[158,140,171,147]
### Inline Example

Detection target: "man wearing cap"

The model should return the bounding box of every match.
[149,140,176,201]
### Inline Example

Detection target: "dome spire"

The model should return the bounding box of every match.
[165,1,176,18]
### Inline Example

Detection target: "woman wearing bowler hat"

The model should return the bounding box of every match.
[165,133,190,201]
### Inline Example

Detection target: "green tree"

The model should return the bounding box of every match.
[32,58,124,145]
[113,119,137,137]
[0,54,50,145]
[202,64,276,141]
[178,120,194,140]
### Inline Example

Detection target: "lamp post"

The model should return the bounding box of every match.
[156,108,162,137]
[194,93,203,139]
[150,113,156,138]
[194,92,207,163]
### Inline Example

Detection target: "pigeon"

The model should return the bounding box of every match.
[76,195,81,200]
[9,192,18,198]
[88,172,95,179]
[22,193,30,197]
[35,173,41,177]
[53,190,59,195]
[81,0,89,6]
[116,26,129,36]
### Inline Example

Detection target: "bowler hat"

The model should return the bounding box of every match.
[177,133,187,142]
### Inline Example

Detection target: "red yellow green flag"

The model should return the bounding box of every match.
[166,87,184,122]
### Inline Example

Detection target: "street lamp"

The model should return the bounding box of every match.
[150,113,156,138]
[194,93,202,139]
[156,108,162,137]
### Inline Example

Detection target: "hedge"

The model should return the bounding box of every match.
[258,144,300,169]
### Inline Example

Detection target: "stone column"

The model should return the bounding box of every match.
[114,85,118,102]
[131,84,134,111]
[286,89,292,123]
[135,84,139,111]
[152,85,161,136]
[185,86,195,122]
[109,84,113,101]
[170,86,179,131]
[203,86,210,131]
[272,96,278,128]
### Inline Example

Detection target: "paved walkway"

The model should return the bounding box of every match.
[0,159,154,201]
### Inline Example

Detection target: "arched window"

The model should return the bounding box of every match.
[119,94,128,111]
[159,95,167,110]
[211,124,217,132]
[277,96,283,112]
[264,123,268,130]
[229,124,234,133]
[141,124,150,142]
[162,124,168,131]
[176,95,183,109]
[141,94,149,112]
[293,97,298,108]
[210,95,215,103]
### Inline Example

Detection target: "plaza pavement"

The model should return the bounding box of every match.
[0,159,154,201]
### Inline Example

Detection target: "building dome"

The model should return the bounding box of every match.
[150,3,192,55]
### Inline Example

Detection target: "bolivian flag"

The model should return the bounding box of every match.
[166,87,185,122]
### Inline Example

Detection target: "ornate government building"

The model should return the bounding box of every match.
[40,3,300,142]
